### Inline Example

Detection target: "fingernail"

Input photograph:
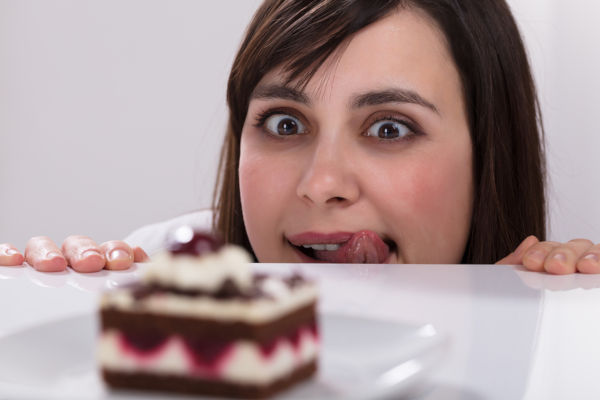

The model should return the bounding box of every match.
[584,253,599,262]
[6,249,19,256]
[46,251,63,260]
[552,252,567,263]
[81,249,102,258]
[108,249,130,261]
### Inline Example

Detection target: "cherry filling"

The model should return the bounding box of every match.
[120,332,168,358]
[184,337,234,371]
[260,321,319,358]
[308,320,319,338]
[117,322,319,371]
[287,327,302,349]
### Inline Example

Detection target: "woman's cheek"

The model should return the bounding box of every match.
[407,155,473,262]
[240,151,295,211]
[375,152,472,263]
[239,151,296,261]
[240,154,275,227]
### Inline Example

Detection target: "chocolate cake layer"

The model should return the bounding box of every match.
[101,302,317,344]
[102,360,317,399]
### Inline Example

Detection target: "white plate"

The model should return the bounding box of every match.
[0,312,446,400]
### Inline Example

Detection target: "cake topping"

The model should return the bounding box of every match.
[284,272,307,288]
[167,226,223,256]
[127,272,307,302]
[144,226,253,293]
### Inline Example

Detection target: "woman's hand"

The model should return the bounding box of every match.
[0,236,149,272]
[497,236,600,274]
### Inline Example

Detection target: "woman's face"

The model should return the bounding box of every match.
[239,8,473,263]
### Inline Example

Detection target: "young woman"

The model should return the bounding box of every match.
[1,0,599,274]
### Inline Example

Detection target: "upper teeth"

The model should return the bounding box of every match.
[302,244,341,251]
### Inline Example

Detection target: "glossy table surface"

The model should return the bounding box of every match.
[1,263,600,399]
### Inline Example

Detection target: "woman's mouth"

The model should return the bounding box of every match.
[287,230,396,263]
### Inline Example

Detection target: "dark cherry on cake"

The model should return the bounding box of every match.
[97,226,319,399]
[167,226,224,256]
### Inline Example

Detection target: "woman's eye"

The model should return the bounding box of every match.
[366,119,411,140]
[264,114,306,136]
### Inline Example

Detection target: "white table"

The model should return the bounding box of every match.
[1,263,600,399]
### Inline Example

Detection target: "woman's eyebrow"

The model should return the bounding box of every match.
[250,84,310,105]
[250,84,438,115]
[351,88,439,114]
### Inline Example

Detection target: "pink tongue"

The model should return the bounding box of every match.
[314,230,390,263]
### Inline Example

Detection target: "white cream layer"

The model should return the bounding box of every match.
[97,328,318,385]
[145,246,253,292]
[101,278,317,324]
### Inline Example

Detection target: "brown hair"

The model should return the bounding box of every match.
[212,0,546,264]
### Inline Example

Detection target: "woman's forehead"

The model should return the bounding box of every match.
[251,8,460,113]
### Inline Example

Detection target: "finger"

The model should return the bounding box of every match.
[62,235,105,273]
[576,243,600,274]
[0,243,25,266]
[100,241,134,270]
[25,237,68,272]
[522,241,561,272]
[133,246,150,262]
[496,235,539,265]
[543,239,593,275]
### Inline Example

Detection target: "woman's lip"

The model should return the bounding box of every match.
[290,242,396,264]
[287,232,354,246]
[291,246,328,263]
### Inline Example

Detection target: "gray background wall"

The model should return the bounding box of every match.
[1,0,599,251]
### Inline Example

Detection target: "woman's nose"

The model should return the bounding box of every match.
[296,141,360,207]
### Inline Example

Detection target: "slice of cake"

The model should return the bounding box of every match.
[97,226,319,398]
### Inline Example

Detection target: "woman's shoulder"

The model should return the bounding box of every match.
[124,209,214,256]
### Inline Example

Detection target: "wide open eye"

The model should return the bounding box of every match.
[264,114,306,136]
[366,119,411,140]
